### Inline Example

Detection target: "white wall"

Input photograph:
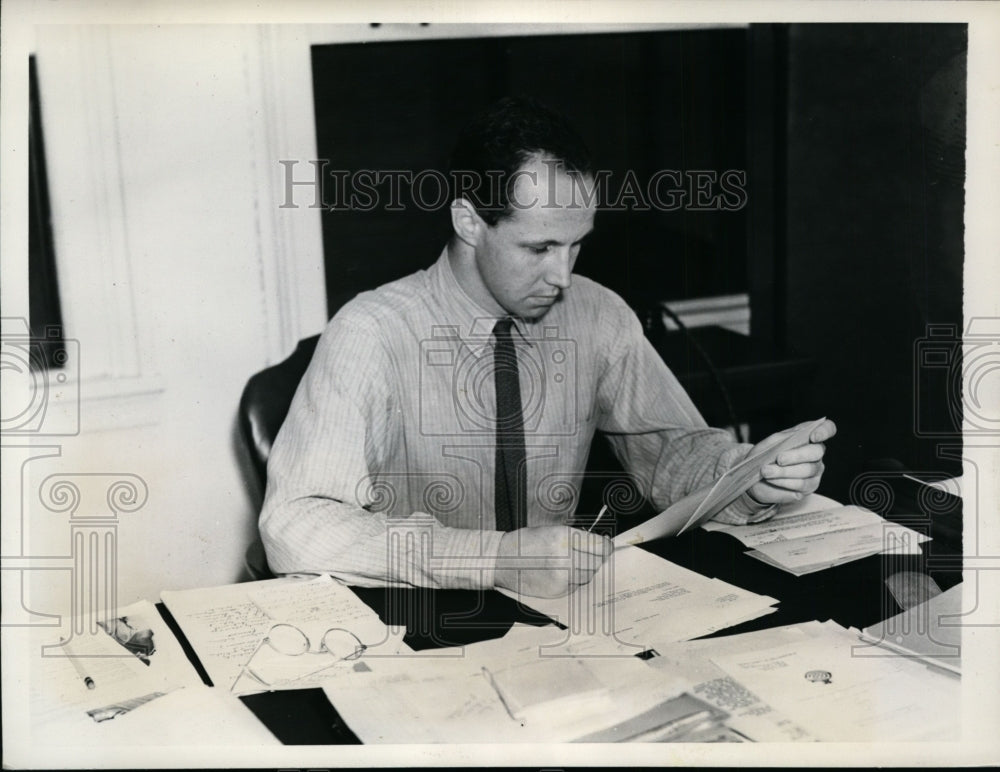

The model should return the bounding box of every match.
[21,24,326,611]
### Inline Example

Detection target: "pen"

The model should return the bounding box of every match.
[61,637,96,690]
[587,504,609,533]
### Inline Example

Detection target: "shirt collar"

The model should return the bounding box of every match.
[428,247,534,354]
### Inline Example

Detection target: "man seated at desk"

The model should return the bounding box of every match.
[260,96,836,599]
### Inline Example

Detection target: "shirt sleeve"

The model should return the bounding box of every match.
[594,299,775,526]
[259,315,504,590]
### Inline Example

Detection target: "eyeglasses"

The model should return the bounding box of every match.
[231,623,367,692]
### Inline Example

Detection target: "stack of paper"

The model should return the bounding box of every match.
[702,494,930,575]
[483,657,612,723]
[570,692,733,743]
[498,546,779,652]
[322,621,730,743]
[645,621,844,741]
[161,574,405,695]
[322,653,517,743]
[858,582,962,674]
[707,620,961,742]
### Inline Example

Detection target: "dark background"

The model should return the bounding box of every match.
[773,24,966,495]
[309,24,966,503]
[312,29,749,313]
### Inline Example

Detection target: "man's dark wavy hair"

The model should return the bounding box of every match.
[448,96,593,226]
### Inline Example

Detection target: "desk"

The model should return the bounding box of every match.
[161,481,962,745]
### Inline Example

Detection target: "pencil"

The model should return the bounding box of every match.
[588,504,609,533]
[482,667,517,721]
[61,637,96,690]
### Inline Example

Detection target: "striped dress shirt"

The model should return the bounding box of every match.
[260,248,772,589]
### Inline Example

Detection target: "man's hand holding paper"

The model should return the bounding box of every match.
[615,417,837,547]
[744,418,837,506]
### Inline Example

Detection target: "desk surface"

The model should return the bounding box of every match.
[162,481,962,745]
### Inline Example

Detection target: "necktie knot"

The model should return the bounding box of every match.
[493,317,515,340]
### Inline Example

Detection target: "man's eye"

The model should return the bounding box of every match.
[528,245,550,255]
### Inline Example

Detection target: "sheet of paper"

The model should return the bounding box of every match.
[905,472,964,499]
[706,506,886,548]
[710,629,961,741]
[247,573,404,651]
[30,627,165,733]
[677,416,828,534]
[247,574,396,638]
[322,653,532,743]
[100,599,204,689]
[614,417,827,545]
[161,574,400,695]
[485,657,612,721]
[161,577,289,693]
[645,622,836,741]
[28,599,203,742]
[30,683,281,747]
[746,521,929,575]
[498,546,778,650]
[860,582,963,674]
[612,486,708,546]
[98,684,281,745]
[701,492,843,532]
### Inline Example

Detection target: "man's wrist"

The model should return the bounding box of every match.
[711,490,777,525]
[740,489,778,523]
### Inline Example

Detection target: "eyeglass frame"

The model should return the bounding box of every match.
[230,622,368,692]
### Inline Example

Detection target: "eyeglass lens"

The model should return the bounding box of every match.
[265,624,364,660]
[321,628,365,660]
[266,623,310,656]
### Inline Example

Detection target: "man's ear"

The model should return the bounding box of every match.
[451,198,484,247]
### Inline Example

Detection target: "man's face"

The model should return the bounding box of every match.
[472,157,596,320]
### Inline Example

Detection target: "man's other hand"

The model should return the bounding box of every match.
[494,526,612,598]
[746,418,838,506]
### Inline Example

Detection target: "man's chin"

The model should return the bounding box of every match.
[518,297,559,321]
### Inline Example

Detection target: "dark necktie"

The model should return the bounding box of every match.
[493,318,526,531]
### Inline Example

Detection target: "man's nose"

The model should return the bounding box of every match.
[545,249,573,290]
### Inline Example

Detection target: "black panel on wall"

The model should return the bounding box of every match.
[779,24,966,496]
[29,54,66,370]
[310,29,748,316]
